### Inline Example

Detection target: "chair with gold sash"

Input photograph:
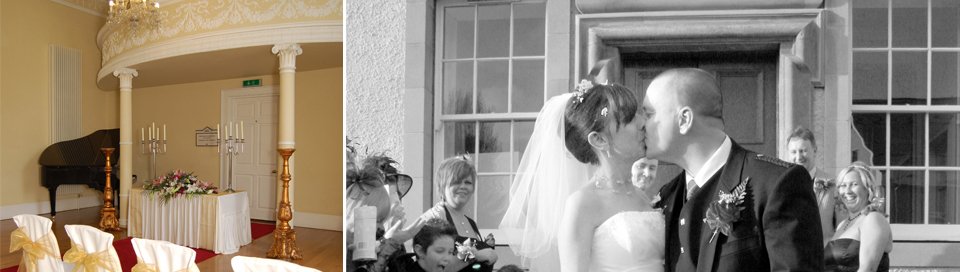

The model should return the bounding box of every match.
[130,238,200,272]
[63,225,122,272]
[10,214,65,272]
[230,256,321,272]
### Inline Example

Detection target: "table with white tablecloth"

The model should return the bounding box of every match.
[127,188,252,254]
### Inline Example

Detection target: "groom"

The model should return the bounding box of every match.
[643,68,823,272]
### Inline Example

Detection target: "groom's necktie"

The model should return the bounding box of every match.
[686,179,699,202]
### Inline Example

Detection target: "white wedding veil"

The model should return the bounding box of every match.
[499,92,594,272]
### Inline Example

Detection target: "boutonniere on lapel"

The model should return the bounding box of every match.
[651,192,663,213]
[704,177,750,243]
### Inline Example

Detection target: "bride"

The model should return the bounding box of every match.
[500,79,664,272]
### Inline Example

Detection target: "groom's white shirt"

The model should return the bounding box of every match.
[684,136,732,187]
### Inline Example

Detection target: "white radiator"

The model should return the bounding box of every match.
[56,184,86,196]
[49,44,82,144]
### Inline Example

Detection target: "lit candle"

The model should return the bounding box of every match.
[109,0,114,12]
[163,124,166,140]
[217,124,220,140]
[154,2,159,8]
[141,128,144,141]
[240,121,244,139]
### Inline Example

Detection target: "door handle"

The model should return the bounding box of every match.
[272,170,278,173]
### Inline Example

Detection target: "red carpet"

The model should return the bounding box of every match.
[1,222,275,272]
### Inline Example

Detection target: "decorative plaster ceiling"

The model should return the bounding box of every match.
[98,42,342,90]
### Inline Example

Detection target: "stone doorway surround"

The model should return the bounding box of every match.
[574,1,823,158]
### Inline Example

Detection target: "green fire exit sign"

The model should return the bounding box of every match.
[243,79,261,87]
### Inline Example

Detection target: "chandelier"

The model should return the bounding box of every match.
[107,0,161,32]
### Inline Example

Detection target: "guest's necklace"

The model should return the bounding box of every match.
[448,206,471,235]
[595,176,633,195]
[842,211,864,231]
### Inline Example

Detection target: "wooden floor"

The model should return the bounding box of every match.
[0,206,343,272]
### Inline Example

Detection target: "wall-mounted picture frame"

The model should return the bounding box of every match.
[196,126,218,146]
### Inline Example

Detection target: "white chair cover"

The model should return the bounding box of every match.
[63,225,122,272]
[130,238,199,272]
[12,214,66,272]
[230,256,321,272]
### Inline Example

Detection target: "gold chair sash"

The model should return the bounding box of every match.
[131,258,200,272]
[63,243,120,272]
[9,227,59,272]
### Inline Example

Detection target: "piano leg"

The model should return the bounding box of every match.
[49,186,58,220]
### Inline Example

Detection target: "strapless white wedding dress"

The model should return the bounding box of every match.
[590,211,665,272]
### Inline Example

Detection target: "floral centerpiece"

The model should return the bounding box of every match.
[142,169,219,204]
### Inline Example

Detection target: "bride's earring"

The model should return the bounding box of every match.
[606,149,611,158]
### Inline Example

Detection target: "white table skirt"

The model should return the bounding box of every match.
[128,188,252,254]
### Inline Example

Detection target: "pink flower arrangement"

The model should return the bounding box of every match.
[142,169,219,204]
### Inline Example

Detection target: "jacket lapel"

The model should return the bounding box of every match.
[696,141,748,272]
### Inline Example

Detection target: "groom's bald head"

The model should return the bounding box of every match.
[651,68,723,122]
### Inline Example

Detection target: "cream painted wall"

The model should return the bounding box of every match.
[130,68,342,217]
[0,0,112,207]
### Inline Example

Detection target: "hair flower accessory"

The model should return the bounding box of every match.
[704,177,750,243]
[600,107,609,117]
[573,79,593,104]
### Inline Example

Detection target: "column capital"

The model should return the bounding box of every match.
[113,68,138,89]
[272,43,302,71]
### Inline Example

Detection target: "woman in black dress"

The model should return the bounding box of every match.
[825,162,892,272]
[418,156,498,272]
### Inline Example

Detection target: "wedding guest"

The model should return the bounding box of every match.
[787,126,840,243]
[388,219,459,272]
[631,157,659,191]
[419,156,498,272]
[825,162,892,272]
[346,147,424,272]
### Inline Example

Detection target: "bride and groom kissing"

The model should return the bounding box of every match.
[500,67,824,272]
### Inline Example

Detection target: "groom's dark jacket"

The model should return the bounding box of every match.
[657,141,824,272]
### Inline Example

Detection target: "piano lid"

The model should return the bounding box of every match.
[39,129,120,167]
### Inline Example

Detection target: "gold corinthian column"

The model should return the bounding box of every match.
[113,68,137,228]
[272,43,301,226]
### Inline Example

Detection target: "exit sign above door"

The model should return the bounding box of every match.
[243,79,261,87]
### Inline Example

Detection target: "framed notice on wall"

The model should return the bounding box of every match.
[196,127,218,146]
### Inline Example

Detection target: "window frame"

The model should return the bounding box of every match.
[432,0,549,244]
[849,0,960,241]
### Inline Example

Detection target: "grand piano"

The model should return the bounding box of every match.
[39,129,121,218]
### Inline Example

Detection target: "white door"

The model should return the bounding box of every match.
[222,86,279,220]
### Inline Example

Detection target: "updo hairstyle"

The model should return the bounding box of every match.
[564,83,639,165]
[835,161,885,214]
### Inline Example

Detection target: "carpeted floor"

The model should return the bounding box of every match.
[2,222,275,272]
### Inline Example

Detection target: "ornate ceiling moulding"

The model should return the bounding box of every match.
[50,0,109,17]
[575,0,822,14]
[96,20,342,89]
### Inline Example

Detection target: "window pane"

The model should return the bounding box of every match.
[512,60,545,113]
[853,0,888,48]
[853,52,888,105]
[929,171,960,224]
[443,61,474,114]
[444,6,475,59]
[443,122,476,158]
[477,121,511,173]
[478,60,508,113]
[930,113,960,167]
[853,113,887,166]
[890,113,926,166]
[890,170,925,224]
[513,3,545,57]
[891,52,926,105]
[932,0,960,47]
[477,5,510,58]
[932,52,959,105]
[476,175,511,228]
[513,121,535,171]
[892,0,928,48]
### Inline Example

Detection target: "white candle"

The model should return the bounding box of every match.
[163,124,166,140]
[149,126,153,140]
[229,122,232,138]
[217,124,220,140]
[152,123,155,139]
[236,123,239,140]
[240,121,244,139]
[141,128,144,141]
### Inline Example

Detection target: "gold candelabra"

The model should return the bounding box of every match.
[99,148,121,231]
[267,148,302,260]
